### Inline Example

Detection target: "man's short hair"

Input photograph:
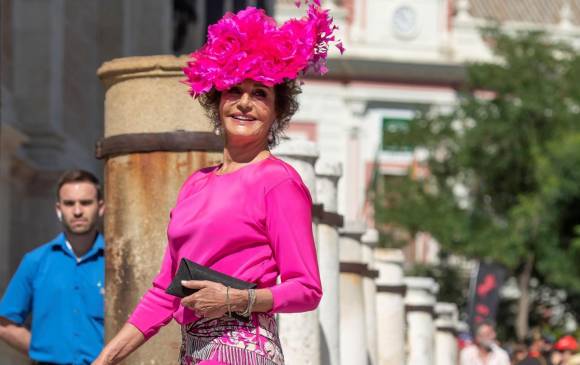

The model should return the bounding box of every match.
[56,170,102,201]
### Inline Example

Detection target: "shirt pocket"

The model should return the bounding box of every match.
[81,276,105,321]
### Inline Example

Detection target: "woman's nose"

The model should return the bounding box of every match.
[237,93,252,111]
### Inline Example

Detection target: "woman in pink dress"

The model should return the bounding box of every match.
[92,1,343,364]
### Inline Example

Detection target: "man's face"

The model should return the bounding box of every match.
[476,324,496,349]
[56,182,104,235]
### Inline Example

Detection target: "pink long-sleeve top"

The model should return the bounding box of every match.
[128,155,322,339]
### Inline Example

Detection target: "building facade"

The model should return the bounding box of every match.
[1,0,579,362]
[278,0,580,263]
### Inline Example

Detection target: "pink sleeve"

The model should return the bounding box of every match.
[127,245,179,339]
[265,178,322,313]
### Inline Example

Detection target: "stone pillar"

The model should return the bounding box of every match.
[0,123,29,365]
[350,0,365,42]
[342,100,366,222]
[315,159,343,365]
[0,124,28,291]
[97,55,220,364]
[272,139,321,365]
[455,321,469,336]
[12,0,65,165]
[121,0,172,56]
[315,159,341,213]
[339,221,368,365]
[362,229,379,365]
[375,249,406,365]
[405,277,439,365]
[435,303,459,365]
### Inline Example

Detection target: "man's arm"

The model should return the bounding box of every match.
[0,317,30,355]
[0,252,35,356]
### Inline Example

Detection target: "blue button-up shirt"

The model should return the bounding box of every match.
[0,233,105,364]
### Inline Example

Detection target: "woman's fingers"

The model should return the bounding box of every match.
[179,281,213,309]
[180,293,198,309]
[189,305,226,319]
[181,279,213,289]
[179,281,227,316]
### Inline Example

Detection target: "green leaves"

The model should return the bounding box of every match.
[374,28,580,291]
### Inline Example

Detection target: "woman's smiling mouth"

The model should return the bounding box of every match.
[231,114,257,122]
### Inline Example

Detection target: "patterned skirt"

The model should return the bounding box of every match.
[180,313,284,365]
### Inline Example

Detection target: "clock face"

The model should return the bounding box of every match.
[392,5,419,39]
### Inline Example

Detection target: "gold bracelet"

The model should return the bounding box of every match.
[247,288,256,316]
[226,286,232,317]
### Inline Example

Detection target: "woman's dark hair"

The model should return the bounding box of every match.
[198,79,302,147]
[56,169,102,201]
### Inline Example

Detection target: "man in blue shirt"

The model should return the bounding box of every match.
[0,170,105,364]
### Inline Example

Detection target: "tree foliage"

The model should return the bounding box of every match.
[375,29,580,311]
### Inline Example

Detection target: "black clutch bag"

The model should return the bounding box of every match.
[165,258,256,321]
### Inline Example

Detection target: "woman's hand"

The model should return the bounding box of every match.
[181,280,245,318]
[90,323,145,365]
[91,356,108,365]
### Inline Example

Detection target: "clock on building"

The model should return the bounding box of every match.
[392,5,419,40]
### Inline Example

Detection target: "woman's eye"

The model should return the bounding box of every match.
[227,87,242,95]
[254,90,267,98]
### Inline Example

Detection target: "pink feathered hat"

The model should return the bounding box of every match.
[183,0,344,97]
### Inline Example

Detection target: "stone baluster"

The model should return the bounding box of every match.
[362,229,379,365]
[273,138,321,365]
[435,303,459,365]
[315,159,343,365]
[405,277,439,365]
[375,249,406,365]
[339,221,368,365]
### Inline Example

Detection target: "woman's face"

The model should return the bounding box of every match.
[219,79,276,146]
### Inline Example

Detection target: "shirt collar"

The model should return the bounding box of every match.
[92,232,105,251]
[51,232,104,261]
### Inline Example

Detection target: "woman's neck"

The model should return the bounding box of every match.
[220,143,270,173]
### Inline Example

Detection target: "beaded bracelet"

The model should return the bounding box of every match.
[240,288,256,318]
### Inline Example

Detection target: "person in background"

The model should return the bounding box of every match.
[519,333,550,365]
[551,335,578,365]
[0,170,105,364]
[512,343,529,365]
[460,321,510,365]
[542,335,556,365]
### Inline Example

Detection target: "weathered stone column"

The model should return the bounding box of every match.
[0,124,29,365]
[362,229,379,365]
[339,221,368,365]
[435,303,459,365]
[0,124,28,292]
[273,139,321,365]
[375,249,406,365]
[120,0,172,56]
[315,159,343,365]
[405,277,439,365]
[97,55,221,364]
